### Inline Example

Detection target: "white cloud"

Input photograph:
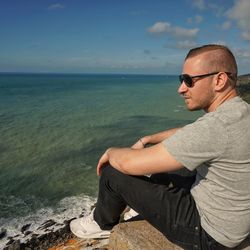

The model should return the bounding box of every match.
[207,3,225,17]
[48,3,65,10]
[195,15,203,24]
[148,22,199,39]
[148,22,199,51]
[187,15,203,24]
[175,40,197,49]
[212,40,227,46]
[226,0,250,41]
[148,22,171,34]
[233,48,250,74]
[171,27,199,39]
[242,31,250,41]
[191,0,205,10]
[234,48,250,58]
[220,21,231,30]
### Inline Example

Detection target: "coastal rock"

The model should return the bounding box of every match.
[237,74,250,86]
[48,238,109,250]
[237,74,250,103]
[4,218,250,250]
[3,220,74,250]
[0,228,7,240]
[37,219,56,230]
[109,220,250,250]
[109,220,183,250]
[21,224,31,234]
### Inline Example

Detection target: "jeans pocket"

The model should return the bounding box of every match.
[170,224,200,250]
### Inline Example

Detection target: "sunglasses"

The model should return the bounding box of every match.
[179,72,220,88]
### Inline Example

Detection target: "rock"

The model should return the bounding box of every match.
[4,240,20,250]
[0,228,7,239]
[3,217,249,250]
[21,224,31,234]
[109,220,250,250]
[24,231,32,236]
[37,219,56,230]
[48,238,109,250]
[3,223,74,250]
[237,74,250,86]
[237,74,250,103]
[108,220,183,250]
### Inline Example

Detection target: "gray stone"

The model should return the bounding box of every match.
[109,220,250,250]
[109,220,183,250]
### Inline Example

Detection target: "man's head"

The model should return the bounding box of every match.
[178,44,238,112]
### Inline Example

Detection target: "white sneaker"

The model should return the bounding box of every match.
[70,210,111,239]
[123,208,139,221]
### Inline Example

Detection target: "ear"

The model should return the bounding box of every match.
[214,72,228,91]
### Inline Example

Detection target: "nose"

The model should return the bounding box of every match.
[178,81,188,95]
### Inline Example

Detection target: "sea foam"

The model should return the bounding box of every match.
[0,194,96,249]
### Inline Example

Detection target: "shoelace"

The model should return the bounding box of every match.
[80,214,99,232]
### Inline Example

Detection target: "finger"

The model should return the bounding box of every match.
[131,141,143,149]
[96,153,108,175]
[97,161,102,176]
[97,161,109,176]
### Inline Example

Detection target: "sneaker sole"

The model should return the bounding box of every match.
[70,228,111,239]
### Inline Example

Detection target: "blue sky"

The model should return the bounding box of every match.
[0,0,249,75]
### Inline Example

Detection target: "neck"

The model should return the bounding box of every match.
[206,88,237,113]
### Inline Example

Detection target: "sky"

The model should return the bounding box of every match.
[0,0,249,75]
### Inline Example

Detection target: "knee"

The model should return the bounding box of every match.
[99,165,126,187]
[100,165,121,181]
[100,165,114,176]
[99,165,122,190]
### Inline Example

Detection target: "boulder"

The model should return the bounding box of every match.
[109,220,183,250]
[109,220,250,250]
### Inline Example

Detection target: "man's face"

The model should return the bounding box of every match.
[178,54,216,112]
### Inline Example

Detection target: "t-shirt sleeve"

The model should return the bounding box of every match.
[163,115,228,171]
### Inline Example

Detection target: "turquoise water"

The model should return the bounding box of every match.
[0,73,202,224]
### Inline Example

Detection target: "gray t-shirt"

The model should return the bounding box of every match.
[163,97,250,248]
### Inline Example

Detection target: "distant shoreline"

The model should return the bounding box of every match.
[237,74,250,103]
[0,72,249,78]
[0,72,172,77]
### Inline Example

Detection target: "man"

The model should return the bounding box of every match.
[70,44,250,249]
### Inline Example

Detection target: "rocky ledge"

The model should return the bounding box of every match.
[109,220,183,250]
[3,218,250,250]
[237,74,250,103]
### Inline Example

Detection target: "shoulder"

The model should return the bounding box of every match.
[209,97,250,127]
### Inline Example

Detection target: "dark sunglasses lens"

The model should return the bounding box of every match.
[179,75,183,83]
[179,74,192,87]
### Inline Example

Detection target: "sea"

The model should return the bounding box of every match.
[0,73,202,247]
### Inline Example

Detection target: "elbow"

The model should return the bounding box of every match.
[118,159,131,175]
[111,157,132,175]
[119,157,141,175]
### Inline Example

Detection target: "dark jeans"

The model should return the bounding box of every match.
[94,165,230,250]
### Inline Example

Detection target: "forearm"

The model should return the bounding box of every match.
[98,128,182,175]
[107,147,132,174]
[141,128,181,145]
[106,144,183,176]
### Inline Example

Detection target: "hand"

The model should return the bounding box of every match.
[131,138,145,149]
[97,148,111,176]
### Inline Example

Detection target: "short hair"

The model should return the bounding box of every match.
[185,44,238,84]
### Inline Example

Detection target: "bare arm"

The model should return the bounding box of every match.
[131,128,181,149]
[97,143,183,176]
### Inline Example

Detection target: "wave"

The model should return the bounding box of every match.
[0,194,96,249]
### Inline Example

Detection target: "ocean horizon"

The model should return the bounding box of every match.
[0,73,202,247]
